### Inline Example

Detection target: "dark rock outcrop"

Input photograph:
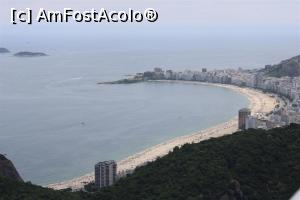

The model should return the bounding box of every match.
[0,48,10,53]
[14,51,48,57]
[0,154,23,182]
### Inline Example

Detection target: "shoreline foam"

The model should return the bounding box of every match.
[48,81,277,190]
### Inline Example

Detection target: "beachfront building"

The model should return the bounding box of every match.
[238,108,251,130]
[146,67,298,128]
[117,169,134,180]
[245,115,257,129]
[95,160,117,188]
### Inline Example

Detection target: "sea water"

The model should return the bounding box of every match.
[0,29,299,185]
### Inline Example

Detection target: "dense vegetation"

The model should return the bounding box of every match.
[93,124,300,200]
[0,176,91,200]
[1,124,300,200]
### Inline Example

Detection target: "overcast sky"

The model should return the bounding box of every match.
[0,0,300,48]
[1,0,299,27]
[0,0,299,67]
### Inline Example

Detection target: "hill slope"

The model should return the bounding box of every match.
[0,154,23,182]
[0,175,92,200]
[263,55,300,77]
[93,124,300,200]
[1,125,300,199]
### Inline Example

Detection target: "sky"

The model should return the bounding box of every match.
[1,0,299,27]
[0,0,300,54]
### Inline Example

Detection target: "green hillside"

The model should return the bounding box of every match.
[93,124,300,200]
[1,124,300,200]
[0,175,91,200]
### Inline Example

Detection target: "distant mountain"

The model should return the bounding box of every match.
[14,51,48,57]
[0,154,22,182]
[263,55,300,77]
[0,48,10,53]
[2,125,300,199]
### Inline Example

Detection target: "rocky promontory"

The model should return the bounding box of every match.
[0,154,23,182]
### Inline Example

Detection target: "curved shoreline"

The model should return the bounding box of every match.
[48,81,277,190]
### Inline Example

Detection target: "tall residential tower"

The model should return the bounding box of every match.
[238,108,251,130]
[95,160,117,188]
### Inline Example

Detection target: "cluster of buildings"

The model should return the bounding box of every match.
[94,65,300,189]
[139,67,300,129]
[94,160,135,189]
[238,108,271,130]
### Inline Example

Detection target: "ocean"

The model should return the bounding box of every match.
[0,30,299,185]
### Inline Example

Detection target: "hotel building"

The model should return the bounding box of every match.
[238,108,251,130]
[95,160,117,188]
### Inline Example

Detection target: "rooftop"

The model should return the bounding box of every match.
[95,160,116,166]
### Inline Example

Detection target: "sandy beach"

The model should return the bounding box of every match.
[48,81,277,190]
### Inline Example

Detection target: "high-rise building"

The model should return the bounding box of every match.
[95,160,117,188]
[238,108,251,130]
[245,115,257,129]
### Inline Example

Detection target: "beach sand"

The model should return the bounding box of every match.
[48,81,277,190]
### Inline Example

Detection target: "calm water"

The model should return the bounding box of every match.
[1,0,300,186]
[0,51,249,185]
[0,29,299,185]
